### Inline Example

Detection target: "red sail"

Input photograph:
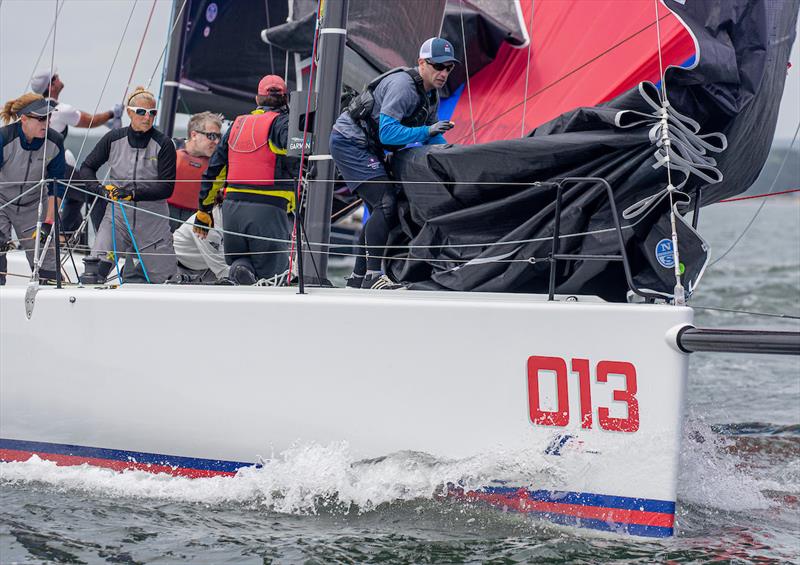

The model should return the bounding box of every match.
[447,0,695,145]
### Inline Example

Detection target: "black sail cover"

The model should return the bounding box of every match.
[386,0,799,301]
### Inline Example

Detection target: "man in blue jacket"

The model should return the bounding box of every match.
[330,37,459,289]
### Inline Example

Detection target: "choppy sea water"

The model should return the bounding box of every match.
[1,200,798,564]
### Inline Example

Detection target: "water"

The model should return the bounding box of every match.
[1,200,798,564]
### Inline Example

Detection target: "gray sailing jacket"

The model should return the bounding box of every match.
[0,122,66,206]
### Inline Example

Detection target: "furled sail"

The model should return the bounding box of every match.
[178,0,448,117]
[387,0,798,301]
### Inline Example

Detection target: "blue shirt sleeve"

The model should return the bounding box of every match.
[425,134,447,145]
[378,114,429,147]
[47,141,66,197]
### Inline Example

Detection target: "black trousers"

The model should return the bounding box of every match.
[353,176,398,273]
[222,199,291,279]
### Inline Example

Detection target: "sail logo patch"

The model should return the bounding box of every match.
[655,238,675,268]
[205,3,218,23]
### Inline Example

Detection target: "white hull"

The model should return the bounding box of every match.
[0,284,692,537]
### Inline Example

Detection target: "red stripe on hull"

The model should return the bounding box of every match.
[0,449,236,478]
[461,490,674,528]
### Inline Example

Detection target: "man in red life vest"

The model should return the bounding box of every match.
[167,112,222,232]
[194,76,296,285]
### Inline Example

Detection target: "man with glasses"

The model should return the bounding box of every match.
[167,111,223,232]
[330,37,459,290]
[195,75,297,285]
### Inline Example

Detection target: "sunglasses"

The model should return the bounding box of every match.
[426,60,455,72]
[128,106,158,117]
[196,130,221,141]
[25,114,49,122]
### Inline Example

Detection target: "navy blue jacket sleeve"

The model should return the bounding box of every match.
[46,135,66,197]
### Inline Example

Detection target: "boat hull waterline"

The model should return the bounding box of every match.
[0,285,692,537]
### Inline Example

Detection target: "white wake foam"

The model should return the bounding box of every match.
[0,442,563,515]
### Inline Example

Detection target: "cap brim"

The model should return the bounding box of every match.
[428,55,459,64]
[20,99,54,117]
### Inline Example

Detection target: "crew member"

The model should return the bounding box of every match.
[330,37,458,289]
[0,93,65,284]
[195,75,296,285]
[30,68,123,234]
[80,87,177,284]
[172,205,228,283]
[167,111,222,232]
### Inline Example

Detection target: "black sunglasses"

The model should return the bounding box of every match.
[426,60,455,72]
[26,114,49,122]
[196,131,221,141]
[128,106,158,117]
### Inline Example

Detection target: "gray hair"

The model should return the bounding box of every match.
[188,111,224,134]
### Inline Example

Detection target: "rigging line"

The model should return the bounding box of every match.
[653,0,684,305]
[264,0,275,72]
[31,0,60,283]
[35,1,138,271]
[709,120,800,269]
[59,180,638,251]
[452,12,676,145]
[719,188,800,203]
[20,0,66,93]
[288,0,323,279]
[122,0,158,104]
[690,305,800,321]
[459,0,476,144]
[331,197,363,223]
[0,182,44,212]
[520,0,533,138]
[147,0,189,91]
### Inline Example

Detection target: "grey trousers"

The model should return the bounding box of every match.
[222,199,291,279]
[91,199,176,283]
[0,198,57,282]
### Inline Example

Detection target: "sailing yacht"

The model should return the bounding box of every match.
[1,0,798,539]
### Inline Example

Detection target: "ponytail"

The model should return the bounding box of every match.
[0,92,44,124]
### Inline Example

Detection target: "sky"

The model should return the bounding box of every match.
[0,0,798,143]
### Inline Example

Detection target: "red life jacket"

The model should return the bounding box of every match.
[226,110,279,186]
[168,148,208,210]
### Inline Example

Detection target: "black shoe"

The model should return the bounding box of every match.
[229,264,257,286]
[213,277,237,286]
[345,274,365,288]
[362,273,403,290]
[166,273,202,285]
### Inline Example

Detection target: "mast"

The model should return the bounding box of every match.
[158,0,190,137]
[302,0,349,284]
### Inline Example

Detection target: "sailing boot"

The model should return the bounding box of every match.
[345,273,365,288]
[362,272,403,290]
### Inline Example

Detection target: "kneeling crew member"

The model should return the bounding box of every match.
[195,75,296,285]
[167,111,222,232]
[330,37,459,289]
[80,88,177,283]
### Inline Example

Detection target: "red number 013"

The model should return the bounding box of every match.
[527,356,639,433]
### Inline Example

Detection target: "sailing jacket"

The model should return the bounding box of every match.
[80,126,176,202]
[0,122,66,204]
[168,145,209,211]
[335,68,443,153]
[199,106,298,213]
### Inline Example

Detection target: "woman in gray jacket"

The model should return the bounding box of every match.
[80,88,176,283]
